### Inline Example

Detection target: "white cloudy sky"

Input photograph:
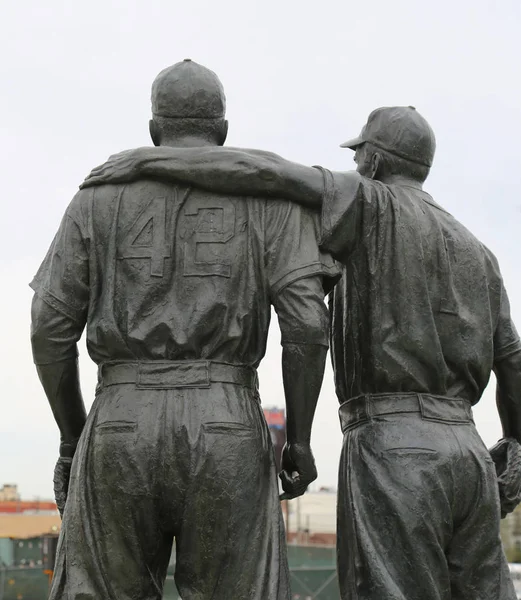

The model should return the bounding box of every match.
[1,0,520,499]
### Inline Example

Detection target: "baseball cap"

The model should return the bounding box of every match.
[151,58,226,118]
[340,106,436,167]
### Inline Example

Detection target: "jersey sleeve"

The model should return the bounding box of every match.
[272,276,330,347]
[31,295,84,364]
[265,199,340,298]
[316,167,390,260]
[494,282,521,363]
[29,191,90,324]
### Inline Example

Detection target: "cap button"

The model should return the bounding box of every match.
[408,106,416,110]
[183,58,192,62]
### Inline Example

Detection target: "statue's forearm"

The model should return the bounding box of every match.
[35,360,87,457]
[140,147,324,208]
[495,351,521,443]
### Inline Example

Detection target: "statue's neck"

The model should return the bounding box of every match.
[377,174,423,190]
[161,137,216,148]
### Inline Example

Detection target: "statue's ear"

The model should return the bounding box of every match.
[149,119,161,147]
[370,152,382,180]
[218,120,229,146]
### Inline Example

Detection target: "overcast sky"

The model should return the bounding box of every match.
[1,0,520,499]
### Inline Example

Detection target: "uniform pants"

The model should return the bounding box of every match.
[336,393,516,600]
[49,363,290,600]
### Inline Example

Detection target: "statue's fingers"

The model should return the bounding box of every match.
[279,484,307,501]
[279,469,301,491]
[80,175,105,189]
[87,165,107,177]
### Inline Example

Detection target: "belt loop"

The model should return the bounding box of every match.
[417,393,424,417]
[365,394,373,419]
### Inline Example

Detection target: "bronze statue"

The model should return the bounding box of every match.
[30,60,339,600]
[84,106,521,600]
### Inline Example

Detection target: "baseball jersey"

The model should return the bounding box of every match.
[318,169,521,405]
[31,180,339,366]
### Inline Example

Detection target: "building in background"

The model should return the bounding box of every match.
[0,485,20,502]
[0,515,61,567]
[0,484,57,515]
[0,484,60,568]
[285,491,336,546]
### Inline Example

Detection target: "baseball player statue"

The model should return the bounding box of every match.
[30,60,339,600]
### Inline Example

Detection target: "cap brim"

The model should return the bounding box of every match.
[340,136,363,149]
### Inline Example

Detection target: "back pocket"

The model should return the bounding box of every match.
[203,422,255,436]
[96,421,137,434]
[386,447,438,457]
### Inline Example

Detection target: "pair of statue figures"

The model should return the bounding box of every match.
[30,59,521,600]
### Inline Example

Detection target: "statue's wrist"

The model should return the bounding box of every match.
[59,439,79,458]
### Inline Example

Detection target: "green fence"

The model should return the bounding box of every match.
[286,545,340,600]
[0,566,50,600]
[288,545,336,569]
[1,545,340,600]
[289,566,339,599]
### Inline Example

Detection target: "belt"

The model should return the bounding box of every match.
[98,360,258,390]
[339,392,473,433]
